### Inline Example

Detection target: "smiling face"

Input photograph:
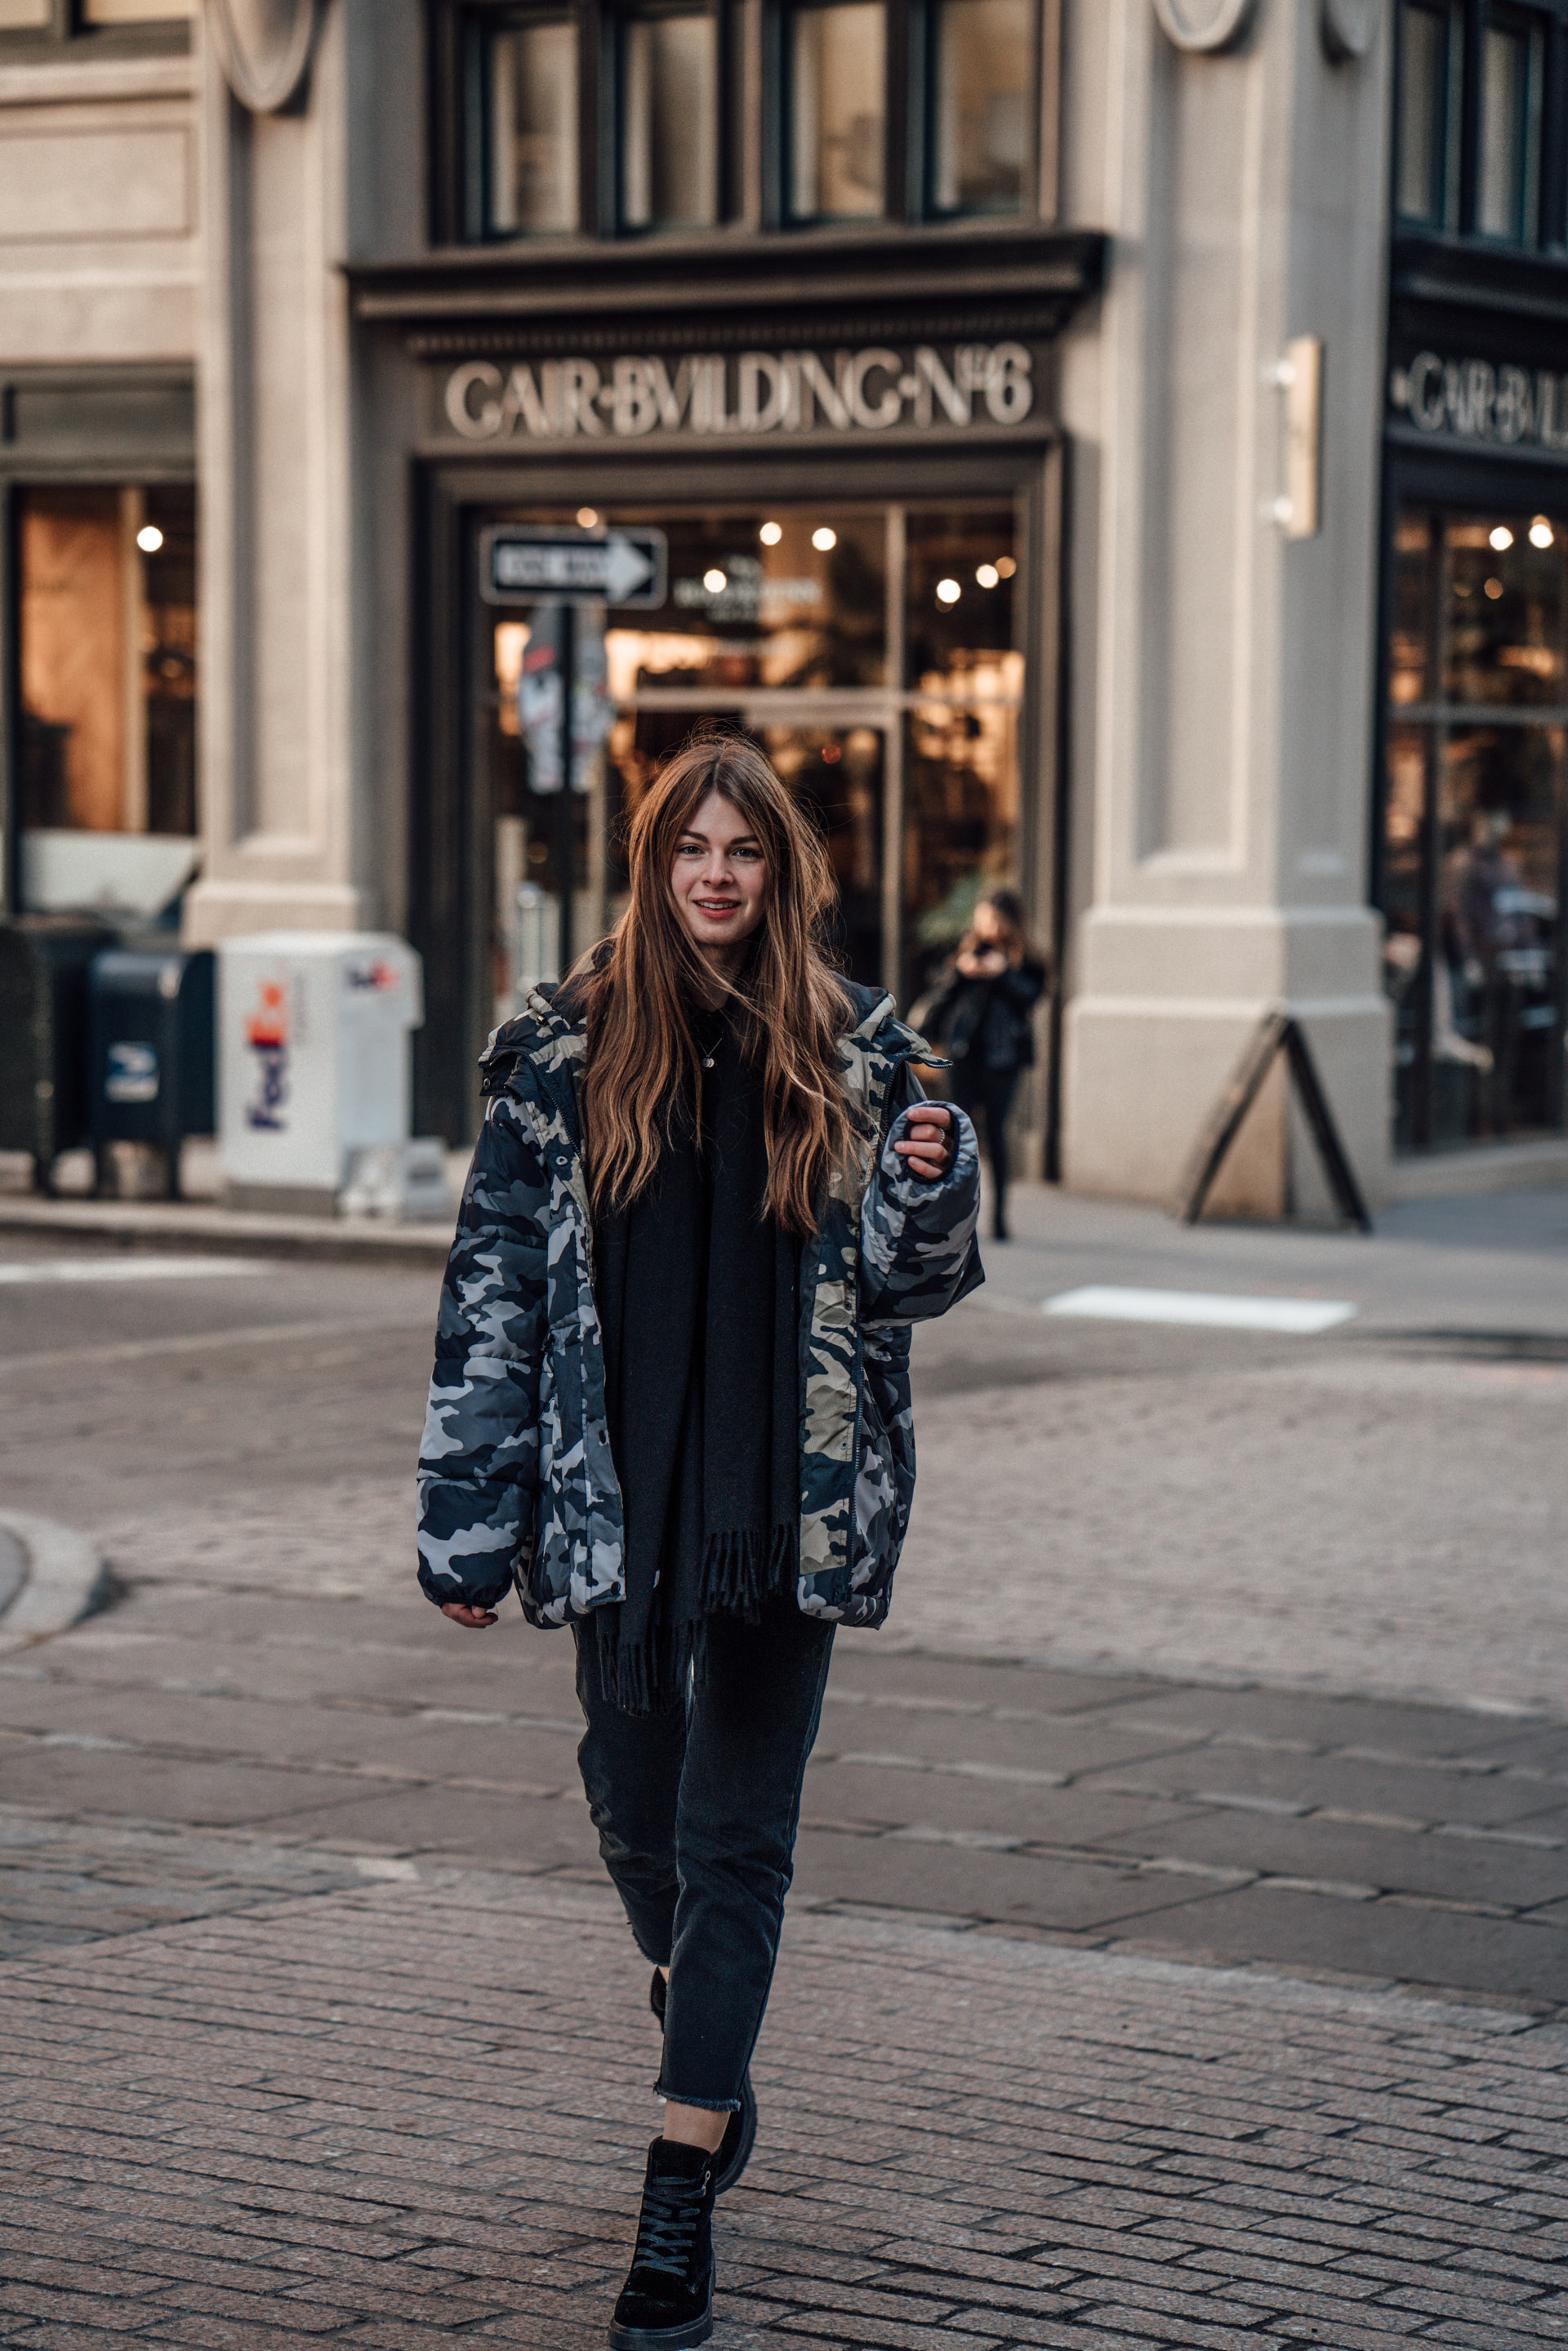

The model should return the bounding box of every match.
[669,788,768,962]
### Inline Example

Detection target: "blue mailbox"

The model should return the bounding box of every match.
[87,946,216,1198]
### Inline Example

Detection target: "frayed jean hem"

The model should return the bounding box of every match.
[655,2078,741,2113]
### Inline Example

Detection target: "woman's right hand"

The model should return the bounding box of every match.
[441,1601,499,1629]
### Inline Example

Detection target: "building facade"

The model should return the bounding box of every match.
[5,0,1557,1208]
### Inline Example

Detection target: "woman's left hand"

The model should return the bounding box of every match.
[894,1103,955,1182]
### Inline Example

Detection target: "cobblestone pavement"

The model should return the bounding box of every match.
[3,1579,1566,2007]
[3,1196,1568,2340]
[5,1188,1568,1710]
[2,1859,1566,2349]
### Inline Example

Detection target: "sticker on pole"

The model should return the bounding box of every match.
[482,525,667,609]
[517,603,615,795]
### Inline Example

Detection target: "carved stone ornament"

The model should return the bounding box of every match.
[1321,0,1380,59]
[208,0,322,114]
[1151,0,1262,51]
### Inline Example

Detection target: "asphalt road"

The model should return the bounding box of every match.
[2,1183,1566,2015]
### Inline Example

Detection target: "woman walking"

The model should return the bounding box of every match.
[923,888,1047,1242]
[417,736,980,2350]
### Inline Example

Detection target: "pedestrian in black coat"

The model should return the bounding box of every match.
[922,888,1048,1242]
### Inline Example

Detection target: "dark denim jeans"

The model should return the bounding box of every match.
[951,1060,1022,1220]
[573,1598,835,2112]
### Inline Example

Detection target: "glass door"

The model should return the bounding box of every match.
[1382,504,1568,1151]
[477,496,1024,1019]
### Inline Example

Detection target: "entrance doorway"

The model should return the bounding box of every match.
[478,497,1024,1037]
[1380,501,1568,1151]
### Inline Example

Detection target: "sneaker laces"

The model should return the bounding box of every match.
[630,2163,710,2282]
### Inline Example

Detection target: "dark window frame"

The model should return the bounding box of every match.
[1396,0,1568,252]
[605,0,733,237]
[438,0,732,242]
[920,0,1041,220]
[772,0,895,228]
[433,0,1040,243]
[0,0,192,56]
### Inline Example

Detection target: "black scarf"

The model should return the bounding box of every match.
[591,1009,800,1712]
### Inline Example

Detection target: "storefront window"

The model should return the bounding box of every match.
[488,16,580,235]
[902,510,1020,1004]
[787,2,885,221]
[620,10,719,229]
[479,498,1022,1022]
[1379,504,1568,1150]
[929,0,1029,216]
[17,483,198,916]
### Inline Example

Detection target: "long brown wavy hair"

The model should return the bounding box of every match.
[577,735,859,1236]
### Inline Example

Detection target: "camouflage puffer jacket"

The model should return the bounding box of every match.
[416,978,982,1630]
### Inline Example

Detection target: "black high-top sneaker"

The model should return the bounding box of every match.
[648,1968,757,2195]
[608,2137,717,2350]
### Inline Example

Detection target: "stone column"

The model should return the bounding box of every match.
[184,0,363,943]
[1059,0,1393,1212]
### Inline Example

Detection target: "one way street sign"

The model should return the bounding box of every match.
[481,525,667,609]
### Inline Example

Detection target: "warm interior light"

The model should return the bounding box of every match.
[703,568,727,593]
[136,524,164,554]
[1530,517,1554,549]
[1485,577,1505,599]
[936,577,961,605]
[996,555,1016,578]
[811,526,837,551]
[820,742,841,764]
[760,520,782,546]
[577,507,600,528]
[1490,524,1514,551]
[975,563,1000,590]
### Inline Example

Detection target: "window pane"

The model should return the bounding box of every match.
[765,725,884,984]
[1477,20,1533,242]
[903,508,1022,1009]
[0,0,51,23]
[1396,2,1447,223]
[604,508,889,695]
[790,3,884,220]
[1437,726,1564,1140]
[931,0,1028,213]
[82,0,195,18]
[1388,511,1434,707]
[490,20,579,234]
[19,484,198,847]
[1379,505,1568,1153]
[1442,514,1566,709]
[621,12,718,230]
[1380,723,1428,1152]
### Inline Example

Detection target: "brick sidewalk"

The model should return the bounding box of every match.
[2,1841,1565,2349]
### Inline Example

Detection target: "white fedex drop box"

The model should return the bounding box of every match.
[217,933,424,1213]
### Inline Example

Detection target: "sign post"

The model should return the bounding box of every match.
[483,526,666,982]
[553,603,576,975]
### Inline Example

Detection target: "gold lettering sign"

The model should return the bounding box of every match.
[443,345,1036,443]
